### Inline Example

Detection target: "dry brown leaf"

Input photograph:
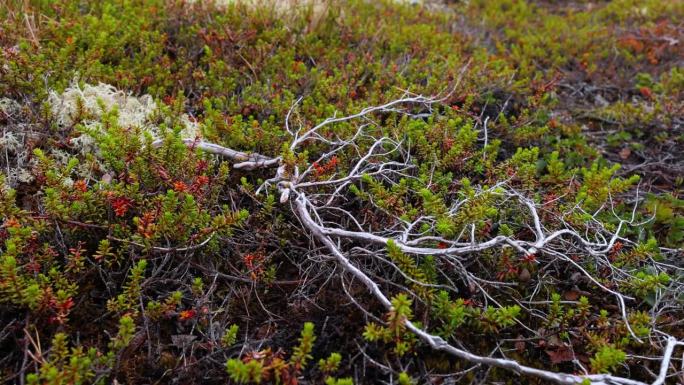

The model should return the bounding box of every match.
[564,290,580,301]
[619,147,631,160]
[546,346,575,364]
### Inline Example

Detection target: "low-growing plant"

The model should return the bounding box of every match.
[1,0,682,384]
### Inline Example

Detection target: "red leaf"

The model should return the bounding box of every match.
[639,86,653,99]
[179,309,197,321]
[173,181,188,193]
[111,197,133,217]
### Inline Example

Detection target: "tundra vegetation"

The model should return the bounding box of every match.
[0,0,683,384]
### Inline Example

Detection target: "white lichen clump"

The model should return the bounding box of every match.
[47,81,200,142]
[48,82,156,129]
[3,82,201,187]
[1,98,35,185]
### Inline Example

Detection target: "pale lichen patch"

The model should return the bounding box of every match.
[48,81,201,142]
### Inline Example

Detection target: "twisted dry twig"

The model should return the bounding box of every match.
[171,94,683,384]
